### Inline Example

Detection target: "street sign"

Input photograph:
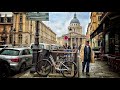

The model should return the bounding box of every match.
[27,12,49,17]
[28,17,49,21]
[26,12,49,21]
[64,36,68,40]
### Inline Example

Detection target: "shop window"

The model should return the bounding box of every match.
[115,34,119,53]
[105,33,109,53]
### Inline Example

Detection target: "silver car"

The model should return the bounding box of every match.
[0,44,13,51]
[0,47,32,72]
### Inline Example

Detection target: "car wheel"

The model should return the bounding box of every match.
[0,63,10,78]
[19,63,26,72]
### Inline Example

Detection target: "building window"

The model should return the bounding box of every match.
[19,24,22,32]
[1,17,4,23]
[7,17,11,23]
[18,34,22,44]
[20,13,22,23]
[9,35,13,44]
[98,16,101,21]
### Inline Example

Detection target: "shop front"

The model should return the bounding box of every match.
[103,14,120,55]
[90,12,120,62]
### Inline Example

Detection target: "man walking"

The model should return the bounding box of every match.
[80,40,94,76]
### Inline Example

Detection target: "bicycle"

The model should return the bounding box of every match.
[35,49,78,78]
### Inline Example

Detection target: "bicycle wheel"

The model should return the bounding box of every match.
[60,61,77,78]
[36,59,52,77]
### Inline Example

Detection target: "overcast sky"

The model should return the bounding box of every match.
[0,12,91,37]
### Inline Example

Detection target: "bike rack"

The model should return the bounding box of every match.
[50,49,79,77]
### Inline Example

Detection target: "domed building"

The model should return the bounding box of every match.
[62,13,86,48]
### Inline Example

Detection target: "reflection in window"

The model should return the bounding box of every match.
[105,33,109,53]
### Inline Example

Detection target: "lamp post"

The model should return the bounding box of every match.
[30,20,32,44]
[1,26,8,44]
[30,12,40,73]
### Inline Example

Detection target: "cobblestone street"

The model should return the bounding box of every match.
[79,60,120,78]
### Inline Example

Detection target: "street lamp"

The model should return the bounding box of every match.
[30,12,40,73]
[1,26,8,44]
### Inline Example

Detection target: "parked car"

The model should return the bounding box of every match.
[0,58,11,78]
[92,47,101,59]
[0,44,13,51]
[0,47,32,73]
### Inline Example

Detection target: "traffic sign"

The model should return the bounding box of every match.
[26,12,49,21]
[64,36,68,40]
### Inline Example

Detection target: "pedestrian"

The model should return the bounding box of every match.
[79,44,81,51]
[73,44,76,49]
[80,40,95,76]
[67,45,71,49]
[63,45,66,49]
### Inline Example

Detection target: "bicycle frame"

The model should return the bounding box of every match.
[49,54,70,71]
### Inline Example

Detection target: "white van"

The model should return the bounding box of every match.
[50,44,60,50]
[30,43,50,50]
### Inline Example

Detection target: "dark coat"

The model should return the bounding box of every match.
[84,46,91,62]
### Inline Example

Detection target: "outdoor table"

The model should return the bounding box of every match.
[107,56,116,68]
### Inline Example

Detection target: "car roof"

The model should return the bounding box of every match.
[0,44,12,46]
[3,47,30,51]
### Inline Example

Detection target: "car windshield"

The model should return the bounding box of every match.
[0,49,20,56]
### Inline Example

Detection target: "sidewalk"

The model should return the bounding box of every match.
[78,60,120,78]
[13,59,120,78]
